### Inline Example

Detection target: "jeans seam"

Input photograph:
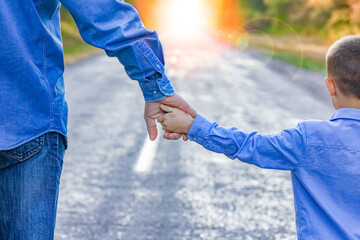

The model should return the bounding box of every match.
[53,133,63,237]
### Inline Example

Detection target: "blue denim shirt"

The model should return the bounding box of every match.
[189,108,360,240]
[0,0,174,150]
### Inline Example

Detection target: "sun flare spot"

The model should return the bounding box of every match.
[158,0,214,37]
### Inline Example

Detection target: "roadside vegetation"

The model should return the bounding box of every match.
[227,0,360,72]
[236,0,360,41]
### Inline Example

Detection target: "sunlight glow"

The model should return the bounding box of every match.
[158,0,214,37]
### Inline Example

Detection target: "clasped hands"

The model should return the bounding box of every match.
[144,93,196,141]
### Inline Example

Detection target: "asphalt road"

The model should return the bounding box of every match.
[54,33,333,240]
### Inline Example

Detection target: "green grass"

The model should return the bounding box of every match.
[271,50,326,73]
[61,31,94,55]
[61,7,95,56]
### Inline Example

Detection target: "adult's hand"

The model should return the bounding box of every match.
[144,93,196,141]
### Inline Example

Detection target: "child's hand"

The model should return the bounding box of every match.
[157,105,195,134]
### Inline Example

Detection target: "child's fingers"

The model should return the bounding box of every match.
[163,131,183,140]
[160,104,175,113]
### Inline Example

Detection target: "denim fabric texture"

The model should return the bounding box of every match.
[188,108,360,240]
[0,0,174,150]
[0,133,66,240]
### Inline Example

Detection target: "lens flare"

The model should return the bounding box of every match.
[236,36,249,50]
[224,17,303,93]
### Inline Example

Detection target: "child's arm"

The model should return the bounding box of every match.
[158,105,306,171]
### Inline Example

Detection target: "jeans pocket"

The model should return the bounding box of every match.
[1,135,45,162]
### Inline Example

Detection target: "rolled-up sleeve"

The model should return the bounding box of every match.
[188,114,307,171]
[60,0,175,101]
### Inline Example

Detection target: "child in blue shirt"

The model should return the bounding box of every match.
[157,35,360,240]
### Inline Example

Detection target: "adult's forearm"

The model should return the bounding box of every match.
[60,0,175,101]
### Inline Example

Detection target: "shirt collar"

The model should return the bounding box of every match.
[330,108,360,121]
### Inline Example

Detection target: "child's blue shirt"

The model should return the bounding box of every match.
[188,108,360,240]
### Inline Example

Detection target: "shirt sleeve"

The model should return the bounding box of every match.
[59,0,175,102]
[188,114,307,171]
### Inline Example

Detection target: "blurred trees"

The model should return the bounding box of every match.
[60,0,359,44]
[128,0,360,40]
[235,0,360,40]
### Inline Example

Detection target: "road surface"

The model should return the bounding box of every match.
[55,33,333,240]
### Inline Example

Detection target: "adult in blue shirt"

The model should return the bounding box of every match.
[0,0,196,239]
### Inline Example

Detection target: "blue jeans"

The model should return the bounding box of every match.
[0,132,66,240]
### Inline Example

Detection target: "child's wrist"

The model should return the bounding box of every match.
[184,118,194,134]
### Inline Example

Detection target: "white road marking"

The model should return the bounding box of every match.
[134,123,162,173]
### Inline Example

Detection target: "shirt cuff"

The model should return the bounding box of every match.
[138,74,175,102]
[136,40,175,102]
[188,114,215,145]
